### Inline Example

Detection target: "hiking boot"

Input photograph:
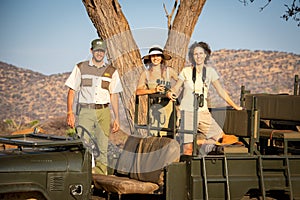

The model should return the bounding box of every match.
[199,144,216,156]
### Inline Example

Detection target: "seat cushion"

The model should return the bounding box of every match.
[129,136,180,185]
[93,174,159,194]
[260,128,300,139]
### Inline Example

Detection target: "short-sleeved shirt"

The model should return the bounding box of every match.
[137,66,175,90]
[178,65,219,112]
[65,59,123,104]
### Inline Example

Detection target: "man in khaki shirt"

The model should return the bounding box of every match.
[65,39,123,174]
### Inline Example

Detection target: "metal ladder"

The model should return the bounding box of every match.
[202,156,230,200]
[258,155,293,200]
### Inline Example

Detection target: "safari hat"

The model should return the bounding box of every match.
[91,39,107,51]
[142,45,172,63]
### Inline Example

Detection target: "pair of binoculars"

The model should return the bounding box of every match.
[198,94,204,107]
[156,79,171,94]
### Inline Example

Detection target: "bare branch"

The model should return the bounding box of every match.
[170,0,178,18]
[239,0,247,6]
[240,0,299,27]
[281,0,300,26]
[259,0,272,12]
[163,3,171,29]
[239,0,255,6]
[163,0,178,30]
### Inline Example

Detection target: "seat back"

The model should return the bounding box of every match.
[244,94,300,122]
[114,135,180,185]
[211,109,253,137]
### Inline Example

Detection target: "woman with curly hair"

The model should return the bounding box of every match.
[167,41,242,155]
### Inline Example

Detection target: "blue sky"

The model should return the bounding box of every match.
[0,0,299,75]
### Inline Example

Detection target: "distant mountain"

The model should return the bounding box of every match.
[0,49,299,133]
[209,49,300,107]
[0,62,70,123]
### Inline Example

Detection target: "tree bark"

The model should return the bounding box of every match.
[82,0,142,73]
[82,0,207,133]
[165,0,207,72]
[82,0,144,125]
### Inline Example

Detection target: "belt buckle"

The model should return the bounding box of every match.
[95,104,107,109]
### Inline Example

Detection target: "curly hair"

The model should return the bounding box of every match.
[188,41,211,66]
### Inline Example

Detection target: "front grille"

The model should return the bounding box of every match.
[49,176,64,191]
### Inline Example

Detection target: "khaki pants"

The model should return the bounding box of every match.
[78,107,111,175]
[180,110,223,144]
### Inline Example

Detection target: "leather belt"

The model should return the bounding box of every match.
[80,103,109,109]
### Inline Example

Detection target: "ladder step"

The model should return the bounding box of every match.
[268,186,291,191]
[206,178,227,182]
[262,167,287,171]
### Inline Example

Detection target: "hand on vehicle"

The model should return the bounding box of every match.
[67,113,75,128]
[155,84,165,93]
[167,91,177,101]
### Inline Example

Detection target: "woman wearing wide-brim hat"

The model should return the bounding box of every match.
[141,46,172,65]
[136,45,178,137]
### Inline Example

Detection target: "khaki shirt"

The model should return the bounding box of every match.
[65,59,123,104]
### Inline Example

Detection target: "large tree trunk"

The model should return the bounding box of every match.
[82,0,207,133]
[82,0,144,128]
[82,0,142,74]
[165,0,207,71]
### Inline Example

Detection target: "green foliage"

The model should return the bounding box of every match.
[2,119,40,133]
[28,120,39,127]
[3,119,14,127]
[66,128,76,137]
[3,119,20,131]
